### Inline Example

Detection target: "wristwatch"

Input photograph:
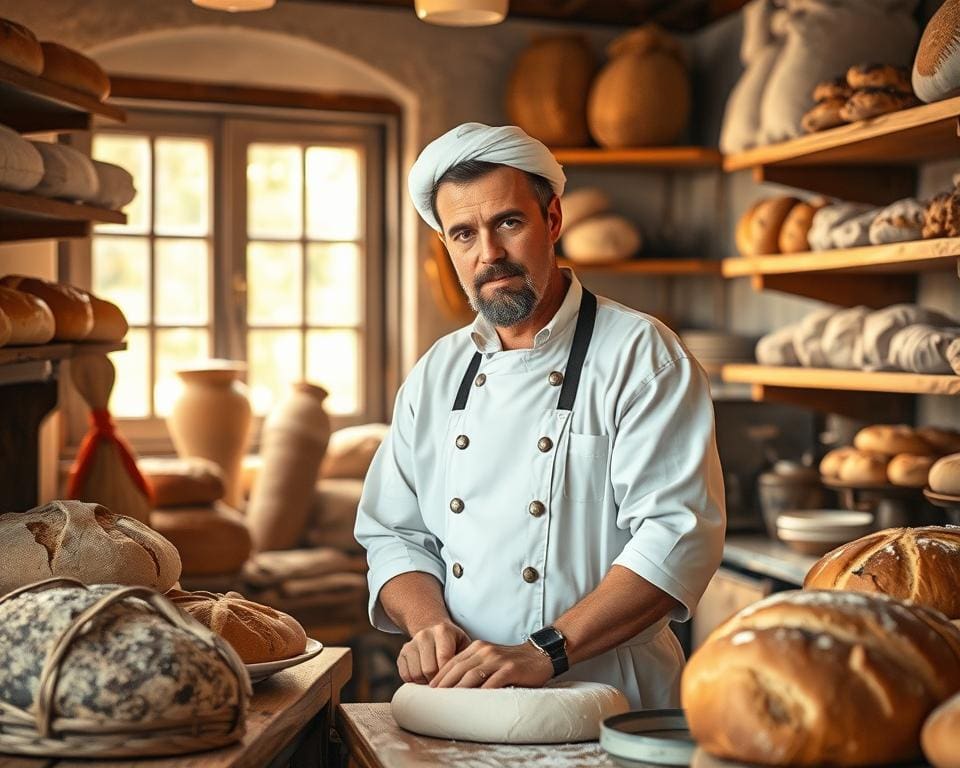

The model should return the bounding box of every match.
[527,626,569,677]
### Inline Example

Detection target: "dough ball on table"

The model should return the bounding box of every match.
[561,214,641,264]
[777,199,826,253]
[0,286,54,345]
[930,453,960,495]
[391,681,629,743]
[559,188,611,236]
[749,196,800,255]
[847,63,912,92]
[801,97,847,133]
[804,526,960,619]
[854,424,934,458]
[837,450,889,485]
[887,453,936,487]
[913,0,960,103]
[819,446,859,479]
[812,76,852,103]
[682,590,960,766]
[917,427,960,456]
[840,88,920,122]
[923,690,960,768]
[869,198,925,245]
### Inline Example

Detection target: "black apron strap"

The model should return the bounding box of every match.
[453,352,482,411]
[557,289,597,411]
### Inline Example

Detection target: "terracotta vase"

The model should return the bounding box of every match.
[167,362,252,508]
[246,382,331,552]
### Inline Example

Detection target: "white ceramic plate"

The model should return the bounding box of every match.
[245,638,324,684]
[601,709,694,767]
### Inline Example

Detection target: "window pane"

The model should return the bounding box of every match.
[248,144,302,239]
[92,236,150,325]
[92,134,150,234]
[247,241,303,325]
[155,328,210,416]
[109,328,150,418]
[307,242,360,326]
[306,329,359,415]
[155,137,210,236]
[306,146,360,241]
[248,330,302,415]
[155,238,209,325]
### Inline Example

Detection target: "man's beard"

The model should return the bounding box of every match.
[466,262,540,327]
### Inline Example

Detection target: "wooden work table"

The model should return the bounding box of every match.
[0,647,351,768]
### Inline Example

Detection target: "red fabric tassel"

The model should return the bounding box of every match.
[67,408,154,504]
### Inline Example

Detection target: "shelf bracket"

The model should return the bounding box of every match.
[753,165,917,206]
[752,272,916,307]
[751,384,913,422]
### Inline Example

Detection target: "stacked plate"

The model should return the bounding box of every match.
[679,331,756,375]
[776,510,875,556]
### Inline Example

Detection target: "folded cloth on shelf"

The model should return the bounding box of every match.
[829,208,880,249]
[807,202,873,251]
[821,305,869,369]
[862,304,957,369]
[887,324,960,374]
[756,324,800,366]
[792,307,837,367]
[243,547,367,589]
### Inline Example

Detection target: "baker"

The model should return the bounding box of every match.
[355,122,725,709]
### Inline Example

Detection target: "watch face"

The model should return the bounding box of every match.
[531,627,564,654]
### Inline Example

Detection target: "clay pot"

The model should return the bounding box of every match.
[167,362,252,508]
[506,35,595,147]
[587,25,691,148]
[246,382,331,552]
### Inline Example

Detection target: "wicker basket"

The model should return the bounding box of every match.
[0,578,251,758]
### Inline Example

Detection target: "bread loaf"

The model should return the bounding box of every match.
[917,427,960,456]
[166,589,307,663]
[837,450,888,485]
[29,141,99,203]
[0,499,181,594]
[39,41,110,100]
[139,456,226,507]
[0,18,42,75]
[818,446,859,478]
[913,0,960,103]
[0,286,54,345]
[777,200,824,253]
[804,526,960,619]
[887,453,935,487]
[923,690,960,768]
[559,188,611,236]
[151,503,251,576]
[562,214,641,263]
[853,424,934,457]
[682,589,960,766]
[735,200,763,257]
[847,63,912,92]
[749,196,800,255]
[0,275,93,341]
[929,453,960,495]
[81,291,128,342]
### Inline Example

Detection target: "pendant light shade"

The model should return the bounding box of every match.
[415,0,508,26]
[192,0,275,12]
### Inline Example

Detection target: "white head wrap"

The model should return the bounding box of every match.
[408,122,566,231]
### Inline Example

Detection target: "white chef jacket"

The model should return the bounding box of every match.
[355,269,726,708]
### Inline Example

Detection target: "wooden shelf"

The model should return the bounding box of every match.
[721,238,960,307]
[551,146,722,169]
[558,257,722,275]
[0,59,125,133]
[0,341,127,367]
[0,190,126,241]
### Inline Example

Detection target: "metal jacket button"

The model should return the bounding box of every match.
[522,567,539,583]
[475,373,486,387]
[456,434,470,450]
[548,371,563,386]
[453,563,464,578]
[528,500,546,517]
[450,498,464,513]
[537,437,553,453]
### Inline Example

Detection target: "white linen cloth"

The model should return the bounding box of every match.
[355,270,726,709]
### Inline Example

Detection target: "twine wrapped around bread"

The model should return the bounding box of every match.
[0,578,251,758]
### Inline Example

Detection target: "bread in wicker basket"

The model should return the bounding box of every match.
[0,579,251,758]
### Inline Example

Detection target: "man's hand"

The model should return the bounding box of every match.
[429,640,554,689]
[398,620,471,684]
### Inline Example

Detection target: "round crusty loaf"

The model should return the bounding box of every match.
[166,589,307,663]
[929,453,960,495]
[853,424,934,457]
[562,213,641,263]
[682,589,960,766]
[0,275,92,341]
[0,499,181,594]
[138,456,226,507]
[735,200,763,258]
[151,503,251,577]
[777,200,824,253]
[750,196,800,256]
[923,690,960,768]
[39,41,110,101]
[918,426,960,456]
[837,450,888,485]
[913,0,960,104]
[0,285,55,345]
[81,290,128,343]
[559,187,611,236]
[819,446,859,479]
[804,526,960,619]
[0,17,42,75]
[887,453,936,488]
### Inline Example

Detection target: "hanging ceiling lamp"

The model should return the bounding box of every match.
[191,0,275,12]
[414,0,508,26]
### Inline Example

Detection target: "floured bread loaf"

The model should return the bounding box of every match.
[869,198,925,244]
[804,526,960,619]
[929,453,960,495]
[166,589,307,663]
[0,500,181,594]
[913,0,960,103]
[682,589,960,766]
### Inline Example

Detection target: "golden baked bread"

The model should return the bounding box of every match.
[923,690,960,768]
[0,275,93,341]
[801,97,847,133]
[0,285,55,345]
[804,526,960,618]
[166,589,307,663]
[818,446,859,479]
[812,75,852,103]
[846,63,912,92]
[735,200,763,257]
[887,453,936,487]
[81,291,128,342]
[853,424,935,457]
[918,426,960,455]
[924,191,960,239]
[0,306,10,347]
[749,196,800,255]
[0,17,42,75]
[682,589,960,766]
[929,453,960,495]
[150,503,252,577]
[913,0,960,104]
[837,450,888,484]
[777,200,825,253]
[840,88,920,122]
[139,456,226,507]
[39,41,110,101]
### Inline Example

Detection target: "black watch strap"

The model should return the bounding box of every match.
[528,626,569,677]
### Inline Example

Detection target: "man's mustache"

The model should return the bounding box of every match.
[474,262,527,291]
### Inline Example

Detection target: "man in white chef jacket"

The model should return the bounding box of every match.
[354,122,725,709]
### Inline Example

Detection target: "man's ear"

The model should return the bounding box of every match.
[547,194,563,243]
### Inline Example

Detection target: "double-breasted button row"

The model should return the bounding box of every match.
[450,497,464,513]
[537,436,553,453]
[453,563,464,578]
[522,567,539,583]
[455,434,469,450]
